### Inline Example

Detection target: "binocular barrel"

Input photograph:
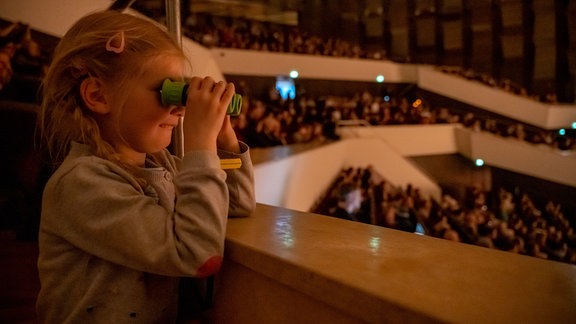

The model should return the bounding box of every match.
[160,79,242,116]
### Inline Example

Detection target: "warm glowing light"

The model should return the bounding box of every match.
[369,236,380,254]
[289,70,299,78]
[275,216,295,248]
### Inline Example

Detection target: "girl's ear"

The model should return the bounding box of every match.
[80,77,111,114]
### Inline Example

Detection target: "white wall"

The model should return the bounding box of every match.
[418,66,576,129]
[341,138,441,201]
[456,128,576,187]
[280,143,349,210]
[210,48,420,83]
[337,124,460,156]
[254,125,576,211]
[254,142,348,211]
[210,49,576,130]
[181,37,225,81]
[0,0,113,37]
[347,125,576,187]
[254,137,442,212]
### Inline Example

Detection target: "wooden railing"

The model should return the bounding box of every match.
[208,203,576,323]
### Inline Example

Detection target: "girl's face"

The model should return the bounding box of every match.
[103,54,185,166]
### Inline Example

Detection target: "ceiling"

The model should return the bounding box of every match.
[188,0,300,25]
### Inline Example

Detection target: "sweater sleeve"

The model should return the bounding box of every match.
[217,141,256,217]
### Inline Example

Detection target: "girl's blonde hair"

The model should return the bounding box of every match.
[39,10,185,168]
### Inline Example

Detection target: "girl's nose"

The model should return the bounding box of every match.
[171,105,185,117]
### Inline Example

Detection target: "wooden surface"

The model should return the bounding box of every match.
[223,203,576,323]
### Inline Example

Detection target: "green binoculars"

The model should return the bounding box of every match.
[160,79,242,116]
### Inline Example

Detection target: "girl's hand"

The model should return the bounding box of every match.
[182,76,235,152]
[217,115,241,153]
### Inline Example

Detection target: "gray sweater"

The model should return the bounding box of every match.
[37,142,255,323]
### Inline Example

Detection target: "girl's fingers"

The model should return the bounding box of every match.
[212,80,227,97]
[188,77,230,100]
[185,77,236,118]
[188,76,203,90]
[199,76,215,91]
[221,82,235,102]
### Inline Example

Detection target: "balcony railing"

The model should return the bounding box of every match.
[208,203,576,323]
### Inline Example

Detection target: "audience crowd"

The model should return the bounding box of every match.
[170,10,564,103]
[134,11,574,151]
[230,81,575,152]
[4,16,570,153]
[0,10,574,322]
[436,65,560,104]
[0,21,49,103]
[0,17,574,250]
[313,166,576,265]
[182,13,387,60]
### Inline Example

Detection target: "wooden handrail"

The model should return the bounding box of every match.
[210,203,576,323]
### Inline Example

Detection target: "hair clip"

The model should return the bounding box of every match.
[105,31,125,54]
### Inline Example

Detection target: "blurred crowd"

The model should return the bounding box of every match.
[230,81,574,152]
[1,16,573,255]
[313,166,576,265]
[182,13,387,60]
[0,21,49,102]
[175,11,563,103]
[436,65,559,104]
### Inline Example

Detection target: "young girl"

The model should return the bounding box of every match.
[36,10,255,323]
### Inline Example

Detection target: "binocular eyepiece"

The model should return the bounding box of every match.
[160,79,242,116]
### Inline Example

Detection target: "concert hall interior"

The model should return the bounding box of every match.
[1,0,576,323]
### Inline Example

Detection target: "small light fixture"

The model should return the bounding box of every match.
[289,70,299,78]
[376,75,385,83]
[475,158,485,167]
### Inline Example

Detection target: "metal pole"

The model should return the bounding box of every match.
[165,0,185,158]
[108,0,137,11]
